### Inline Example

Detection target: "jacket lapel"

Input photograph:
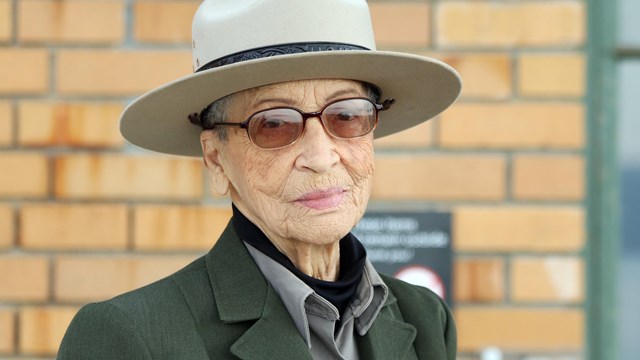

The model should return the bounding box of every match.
[206,223,311,360]
[357,295,418,360]
[230,286,312,360]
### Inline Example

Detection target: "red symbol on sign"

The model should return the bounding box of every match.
[394,265,446,300]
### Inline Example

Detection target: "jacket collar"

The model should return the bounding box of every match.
[205,222,417,360]
[206,223,311,359]
[206,222,265,322]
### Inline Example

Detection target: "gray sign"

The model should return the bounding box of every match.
[353,211,453,306]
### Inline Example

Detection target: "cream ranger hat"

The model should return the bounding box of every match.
[120,0,462,156]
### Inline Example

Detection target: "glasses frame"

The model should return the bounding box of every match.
[206,97,395,149]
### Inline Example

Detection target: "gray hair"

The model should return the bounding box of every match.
[201,93,234,141]
[200,82,381,142]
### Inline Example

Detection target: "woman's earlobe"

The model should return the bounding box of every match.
[211,166,230,196]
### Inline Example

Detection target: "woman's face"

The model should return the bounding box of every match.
[201,79,375,247]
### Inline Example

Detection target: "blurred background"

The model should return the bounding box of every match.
[0,0,637,359]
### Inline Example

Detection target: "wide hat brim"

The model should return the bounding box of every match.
[120,50,461,157]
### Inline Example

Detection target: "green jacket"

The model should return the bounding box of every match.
[57,222,456,359]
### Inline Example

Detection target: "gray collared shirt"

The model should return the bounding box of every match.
[244,242,389,360]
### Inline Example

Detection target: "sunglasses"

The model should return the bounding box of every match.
[205,97,395,149]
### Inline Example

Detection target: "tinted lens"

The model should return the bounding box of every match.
[247,108,303,149]
[322,99,377,138]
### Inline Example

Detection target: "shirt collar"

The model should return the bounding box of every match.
[244,242,389,347]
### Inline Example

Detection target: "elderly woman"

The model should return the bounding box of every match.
[58,0,461,359]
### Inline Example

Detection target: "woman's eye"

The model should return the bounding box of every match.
[337,111,356,121]
[263,118,285,128]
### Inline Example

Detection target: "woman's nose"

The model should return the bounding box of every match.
[294,118,340,173]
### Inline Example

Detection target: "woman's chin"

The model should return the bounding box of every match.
[286,212,357,245]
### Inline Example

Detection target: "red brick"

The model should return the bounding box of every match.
[370,3,430,48]
[0,101,13,146]
[0,205,14,249]
[437,3,517,47]
[373,155,506,201]
[0,0,11,42]
[429,53,512,99]
[0,256,49,302]
[519,54,586,98]
[134,1,199,43]
[0,49,49,94]
[373,120,433,148]
[20,204,128,250]
[56,50,191,95]
[456,308,584,351]
[134,206,231,251]
[436,2,585,48]
[18,0,124,44]
[55,256,198,302]
[0,153,48,198]
[519,2,585,47]
[0,308,15,354]
[454,207,585,252]
[19,307,77,355]
[439,103,584,149]
[511,256,584,303]
[18,101,124,148]
[512,155,585,200]
[455,258,504,303]
[54,154,203,200]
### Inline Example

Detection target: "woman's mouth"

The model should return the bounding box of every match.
[295,188,346,210]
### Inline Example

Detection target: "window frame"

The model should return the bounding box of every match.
[586,0,640,357]
[586,0,620,358]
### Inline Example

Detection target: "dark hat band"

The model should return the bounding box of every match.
[196,42,370,72]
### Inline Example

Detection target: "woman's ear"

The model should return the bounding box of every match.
[201,131,230,196]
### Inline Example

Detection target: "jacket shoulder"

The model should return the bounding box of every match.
[58,256,214,359]
[108,255,210,314]
[57,301,153,359]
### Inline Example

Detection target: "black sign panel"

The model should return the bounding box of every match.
[353,211,453,307]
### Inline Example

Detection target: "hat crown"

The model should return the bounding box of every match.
[192,0,377,71]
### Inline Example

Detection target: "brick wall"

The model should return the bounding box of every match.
[0,0,587,359]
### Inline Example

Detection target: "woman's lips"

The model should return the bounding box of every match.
[295,188,346,210]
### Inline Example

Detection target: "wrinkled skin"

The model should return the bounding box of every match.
[200,79,375,281]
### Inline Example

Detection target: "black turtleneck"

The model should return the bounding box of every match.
[231,204,367,315]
